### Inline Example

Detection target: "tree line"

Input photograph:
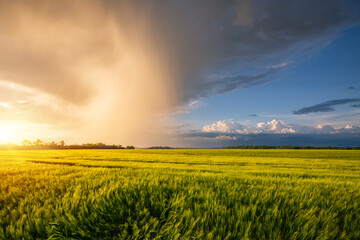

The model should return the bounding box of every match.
[224,145,360,150]
[148,146,173,149]
[0,139,135,150]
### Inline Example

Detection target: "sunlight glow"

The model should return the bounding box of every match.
[0,128,13,143]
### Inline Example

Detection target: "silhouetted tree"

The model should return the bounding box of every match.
[22,139,31,146]
[34,139,43,146]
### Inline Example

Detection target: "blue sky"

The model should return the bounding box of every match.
[174,21,360,147]
[180,24,360,128]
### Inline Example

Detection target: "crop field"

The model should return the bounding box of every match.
[0,149,360,240]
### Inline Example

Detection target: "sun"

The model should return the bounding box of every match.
[0,128,13,143]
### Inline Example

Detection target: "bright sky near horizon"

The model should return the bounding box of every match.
[0,0,360,147]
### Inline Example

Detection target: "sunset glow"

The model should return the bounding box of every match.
[0,0,359,147]
[1,1,360,239]
[0,127,13,143]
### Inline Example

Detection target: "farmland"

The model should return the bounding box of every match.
[0,149,360,239]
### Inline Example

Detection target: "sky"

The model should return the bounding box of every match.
[0,0,360,147]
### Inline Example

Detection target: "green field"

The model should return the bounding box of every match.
[1,149,360,239]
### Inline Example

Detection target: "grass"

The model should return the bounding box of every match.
[0,149,359,239]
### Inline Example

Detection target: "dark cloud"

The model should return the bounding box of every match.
[348,86,356,90]
[195,69,277,98]
[173,0,360,101]
[181,132,360,148]
[248,114,258,117]
[1,0,359,104]
[350,104,360,108]
[293,98,360,114]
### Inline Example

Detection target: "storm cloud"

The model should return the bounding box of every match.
[0,0,359,144]
[180,119,360,147]
[293,98,360,114]
[181,132,360,148]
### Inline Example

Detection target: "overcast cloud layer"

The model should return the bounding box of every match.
[0,0,359,145]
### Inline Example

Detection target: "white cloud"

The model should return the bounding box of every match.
[202,119,360,135]
[176,100,204,114]
[255,119,296,133]
[270,61,293,69]
[315,124,336,133]
[214,135,237,140]
[338,125,360,133]
[202,120,247,133]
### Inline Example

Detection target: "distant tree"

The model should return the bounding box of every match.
[126,146,135,149]
[34,139,43,146]
[148,146,173,149]
[22,139,32,146]
[59,140,65,147]
[224,145,360,149]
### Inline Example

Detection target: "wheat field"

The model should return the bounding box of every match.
[0,149,359,239]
